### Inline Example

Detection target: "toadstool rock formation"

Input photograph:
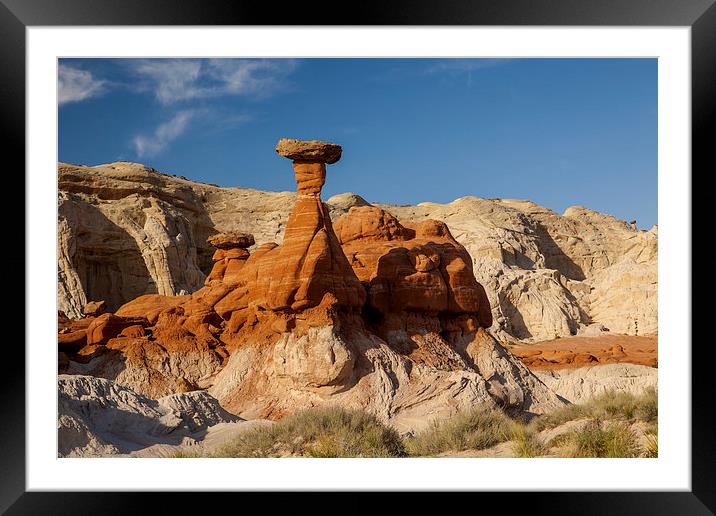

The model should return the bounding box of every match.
[59,139,566,431]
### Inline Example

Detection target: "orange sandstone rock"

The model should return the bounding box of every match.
[85,313,149,345]
[207,231,255,249]
[115,294,189,324]
[335,206,492,326]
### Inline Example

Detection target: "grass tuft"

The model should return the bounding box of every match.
[531,388,657,431]
[555,420,640,458]
[510,424,547,458]
[404,407,513,456]
[160,389,657,458]
[213,406,406,458]
[643,425,658,458]
[165,449,202,458]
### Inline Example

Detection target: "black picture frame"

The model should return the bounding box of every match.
[2,0,710,512]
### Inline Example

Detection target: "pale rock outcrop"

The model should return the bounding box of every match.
[58,163,207,316]
[587,259,658,335]
[58,374,241,457]
[210,325,562,433]
[535,364,657,403]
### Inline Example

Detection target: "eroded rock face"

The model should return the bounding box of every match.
[59,140,565,432]
[58,374,241,457]
[334,206,492,329]
[58,163,208,317]
[58,161,656,342]
[535,364,657,403]
[209,324,562,432]
[384,197,657,341]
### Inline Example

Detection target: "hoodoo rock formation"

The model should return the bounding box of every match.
[60,139,565,431]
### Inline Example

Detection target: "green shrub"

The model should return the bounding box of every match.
[213,406,406,458]
[405,407,513,456]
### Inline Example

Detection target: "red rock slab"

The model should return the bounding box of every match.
[85,313,149,345]
[510,334,658,371]
[115,294,189,324]
[58,329,87,351]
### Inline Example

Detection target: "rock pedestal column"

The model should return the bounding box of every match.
[263,139,366,311]
[205,232,255,286]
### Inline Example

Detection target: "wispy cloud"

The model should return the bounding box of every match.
[132,110,195,158]
[426,58,512,74]
[425,58,513,88]
[58,64,107,105]
[129,58,299,104]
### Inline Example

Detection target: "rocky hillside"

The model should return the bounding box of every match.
[58,161,657,342]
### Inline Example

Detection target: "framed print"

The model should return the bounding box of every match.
[3,0,712,512]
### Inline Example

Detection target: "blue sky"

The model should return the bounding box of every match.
[58,58,657,228]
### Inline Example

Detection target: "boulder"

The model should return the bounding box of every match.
[275,138,342,164]
[82,300,106,317]
[207,232,255,250]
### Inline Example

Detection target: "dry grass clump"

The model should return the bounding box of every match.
[166,449,202,458]
[531,388,657,431]
[404,407,513,456]
[212,406,406,458]
[511,424,548,458]
[553,420,640,458]
[165,390,657,459]
[642,424,658,458]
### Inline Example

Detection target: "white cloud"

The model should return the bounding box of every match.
[207,59,298,97]
[132,110,194,158]
[132,60,204,104]
[58,65,106,105]
[130,58,298,104]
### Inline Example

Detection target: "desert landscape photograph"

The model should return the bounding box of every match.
[57,57,658,459]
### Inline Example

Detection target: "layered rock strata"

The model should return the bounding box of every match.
[59,139,565,431]
[57,161,656,342]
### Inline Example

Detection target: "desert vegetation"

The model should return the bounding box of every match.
[168,389,657,459]
[211,407,406,458]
